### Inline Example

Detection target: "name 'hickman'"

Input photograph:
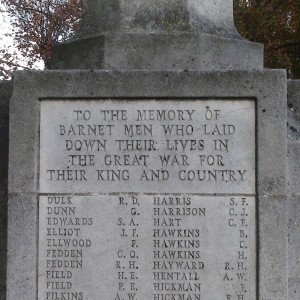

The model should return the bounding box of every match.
[154,282,201,292]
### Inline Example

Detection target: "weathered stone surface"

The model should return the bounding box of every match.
[8,70,287,300]
[80,0,238,37]
[288,80,300,142]
[39,194,256,300]
[258,195,288,300]
[287,80,300,300]
[40,99,255,194]
[0,81,11,192]
[50,0,263,70]
[7,1,290,300]
[51,33,263,71]
[38,97,256,298]
[288,195,300,300]
[0,80,12,300]
[6,194,38,300]
[288,143,300,195]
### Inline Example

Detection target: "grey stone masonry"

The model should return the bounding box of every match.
[6,1,291,300]
[7,69,288,300]
[50,0,263,70]
[80,0,238,37]
[287,80,300,300]
[0,81,12,300]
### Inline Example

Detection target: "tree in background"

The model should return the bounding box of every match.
[234,0,300,78]
[0,4,22,80]
[0,49,26,80]
[1,1,300,79]
[1,0,82,78]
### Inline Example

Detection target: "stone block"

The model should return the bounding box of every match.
[8,75,40,194]
[0,81,11,192]
[287,80,300,141]
[287,80,300,300]
[258,195,288,300]
[38,194,257,299]
[0,80,12,300]
[289,278,300,300]
[80,0,237,37]
[7,69,287,300]
[39,99,256,194]
[288,196,300,279]
[287,144,300,195]
[6,194,38,300]
[51,0,263,72]
[51,33,263,71]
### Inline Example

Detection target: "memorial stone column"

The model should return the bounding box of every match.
[51,0,263,71]
[7,1,288,300]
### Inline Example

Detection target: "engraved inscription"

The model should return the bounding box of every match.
[38,99,256,300]
[39,100,255,194]
[39,195,256,300]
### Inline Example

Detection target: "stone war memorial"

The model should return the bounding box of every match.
[3,0,300,300]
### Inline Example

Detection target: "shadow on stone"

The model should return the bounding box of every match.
[0,80,12,300]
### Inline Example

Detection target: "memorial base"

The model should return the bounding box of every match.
[50,33,263,71]
[8,69,287,300]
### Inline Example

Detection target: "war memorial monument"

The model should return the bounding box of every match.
[0,0,300,299]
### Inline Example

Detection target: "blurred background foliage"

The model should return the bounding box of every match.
[234,0,300,78]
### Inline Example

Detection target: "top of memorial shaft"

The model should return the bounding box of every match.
[50,0,263,70]
[80,0,239,38]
